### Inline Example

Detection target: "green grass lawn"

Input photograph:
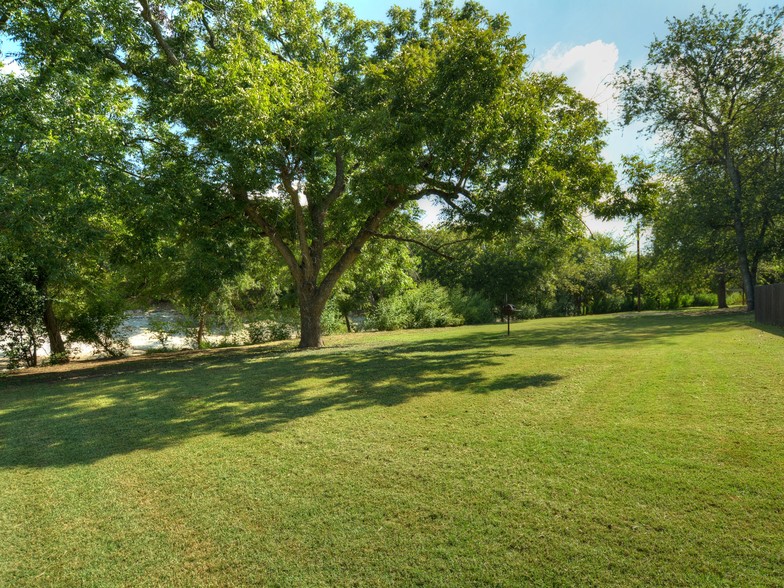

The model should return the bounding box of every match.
[1,310,783,586]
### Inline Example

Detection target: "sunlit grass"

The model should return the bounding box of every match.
[1,310,782,586]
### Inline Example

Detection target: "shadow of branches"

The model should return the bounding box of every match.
[0,309,751,470]
[0,342,560,469]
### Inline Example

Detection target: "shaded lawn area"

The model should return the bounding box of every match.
[0,310,782,586]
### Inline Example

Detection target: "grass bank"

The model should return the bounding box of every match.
[1,310,782,586]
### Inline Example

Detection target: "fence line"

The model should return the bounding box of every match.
[755,283,784,327]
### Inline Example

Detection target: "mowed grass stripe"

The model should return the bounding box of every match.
[0,310,782,586]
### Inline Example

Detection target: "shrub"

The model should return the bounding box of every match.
[368,282,463,331]
[320,301,345,335]
[592,294,626,315]
[246,312,299,344]
[175,316,207,349]
[0,260,46,367]
[44,351,72,366]
[67,301,131,357]
[1,325,46,369]
[448,289,495,325]
[727,291,745,306]
[691,292,718,307]
[515,303,538,320]
[147,317,177,351]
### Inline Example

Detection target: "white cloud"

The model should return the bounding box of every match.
[533,40,619,121]
[534,41,632,240]
[417,196,443,227]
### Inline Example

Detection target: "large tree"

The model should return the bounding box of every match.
[5,0,614,348]
[616,5,784,311]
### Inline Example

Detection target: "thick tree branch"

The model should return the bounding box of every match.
[323,151,346,211]
[319,200,399,297]
[280,165,313,274]
[232,186,302,284]
[200,13,216,50]
[138,0,179,66]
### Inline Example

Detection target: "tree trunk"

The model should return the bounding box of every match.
[344,313,352,333]
[734,220,755,312]
[196,313,206,349]
[43,296,67,358]
[724,146,755,311]
[716,270,728,309]
[636,221,642,312]
[298,286,328,349]
[27,325,39,367]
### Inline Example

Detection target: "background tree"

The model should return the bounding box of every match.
[0,61,135,360]
[0,253,46,367]
[651,164,739,308]
[4,0,614,348]
[617,5,784,310]
[597,155,662,311]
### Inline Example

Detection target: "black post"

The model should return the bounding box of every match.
[505,293,510,336]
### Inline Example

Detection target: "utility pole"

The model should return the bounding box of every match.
[636,220,642,312]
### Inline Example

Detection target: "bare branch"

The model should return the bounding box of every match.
[366,231,455,260]
[85,156,147,180]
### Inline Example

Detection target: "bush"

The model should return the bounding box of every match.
[320,301,345,335]
[1,325,46,369]
[368,282,463,331]
[592,294,626,315]
[691,292,718,307]
[515,303,538,320]
[0,259,46,368]
[448,289,495,325]
[44,351,72,366]
[246,312,299,344]
[727,291,745,306]
[174,316,208,349]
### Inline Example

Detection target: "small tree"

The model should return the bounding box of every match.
[597,156,662,311]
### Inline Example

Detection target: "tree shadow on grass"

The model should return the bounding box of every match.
[0,309,751,470]
[0,342,561,469]
[412,308,754,353]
